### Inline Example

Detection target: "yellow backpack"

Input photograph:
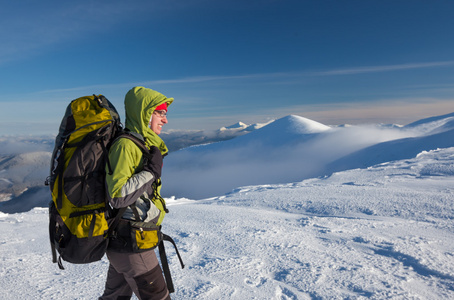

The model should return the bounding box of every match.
[47,95,122,268]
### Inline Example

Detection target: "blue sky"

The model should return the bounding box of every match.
[0,0,454,135]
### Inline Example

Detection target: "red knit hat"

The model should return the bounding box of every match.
[155,102,167,111]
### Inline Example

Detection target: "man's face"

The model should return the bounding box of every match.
[149,110,168,135]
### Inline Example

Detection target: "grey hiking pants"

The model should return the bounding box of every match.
[99,250,170,300]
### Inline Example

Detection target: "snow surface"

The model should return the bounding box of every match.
[0,113,453,299]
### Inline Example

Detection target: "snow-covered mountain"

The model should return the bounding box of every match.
[328,113,454,173]
[0,152,51,206]
[161,113,454,199]
[161,119,272,152]
[404,111,454,134]
[220,121,248,130]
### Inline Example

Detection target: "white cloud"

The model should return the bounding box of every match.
[312,61,454,76]
[27,60,454,94]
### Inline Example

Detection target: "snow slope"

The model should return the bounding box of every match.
[328,126,454,173]
[0,147,453,299]
[404,112,454,134]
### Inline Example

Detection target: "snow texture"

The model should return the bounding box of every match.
[0,113,453,299]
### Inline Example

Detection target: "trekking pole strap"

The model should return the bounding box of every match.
[158,240,174,293]
[51,241,65,270]
[50,242,58,264]
[57,256,65,270]
[162,233,185,269]
[158,233,185,294]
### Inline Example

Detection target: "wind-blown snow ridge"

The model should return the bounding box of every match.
[405,112,454,128]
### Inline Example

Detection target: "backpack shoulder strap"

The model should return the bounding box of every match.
[117,131,149,153]
[105,131,148,176]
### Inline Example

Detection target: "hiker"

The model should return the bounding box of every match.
[100,86,174,300]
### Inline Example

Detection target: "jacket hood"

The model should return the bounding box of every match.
[124,86,173,155]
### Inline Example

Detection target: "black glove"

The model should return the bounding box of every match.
[142,146,163,179]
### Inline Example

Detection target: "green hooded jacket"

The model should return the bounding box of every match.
[124,86,173,154]
[106,87,173,226]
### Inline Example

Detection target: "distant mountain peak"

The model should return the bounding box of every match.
[219,121,271,132]
[219,122,248,131]
[226,122,247,129]
[212,115,332,147]
[281,115,331,134]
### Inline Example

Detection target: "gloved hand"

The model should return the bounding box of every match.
[142,146,163,179]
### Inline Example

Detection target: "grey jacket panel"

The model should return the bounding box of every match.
[108,170,155,209]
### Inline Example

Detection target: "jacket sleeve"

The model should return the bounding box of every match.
[106,138,156,209]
